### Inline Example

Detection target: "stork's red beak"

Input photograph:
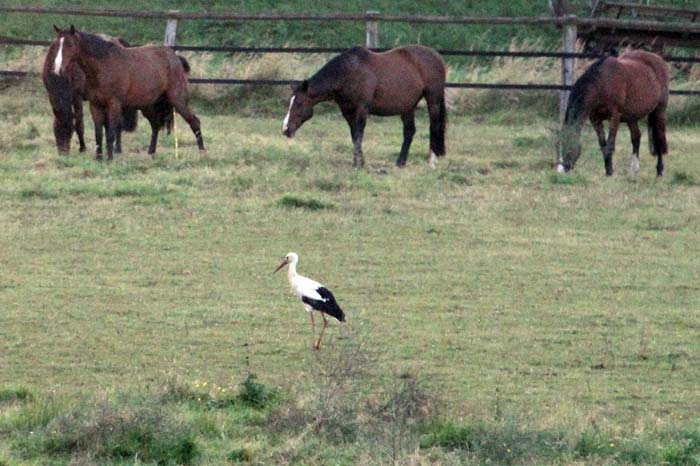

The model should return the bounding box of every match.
[273,259,288,274]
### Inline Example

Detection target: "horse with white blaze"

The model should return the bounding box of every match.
[274,252,345,350]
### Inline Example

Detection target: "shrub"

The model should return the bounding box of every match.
[238,373,279,409]
[661,430,700,466]
[420,421,474,450]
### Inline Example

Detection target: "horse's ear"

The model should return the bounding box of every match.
[299,80,309,93]
[53,25,61,34]
[69,25,76,35]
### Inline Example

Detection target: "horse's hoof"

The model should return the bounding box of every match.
[429,151,438,169]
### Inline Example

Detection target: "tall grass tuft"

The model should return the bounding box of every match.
[40,402,197,464]
[0,387,34,404]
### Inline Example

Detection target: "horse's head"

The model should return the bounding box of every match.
[282,80,314,138]
[556,125,582,173]
[51,25,81,77]
[52,106,74,155]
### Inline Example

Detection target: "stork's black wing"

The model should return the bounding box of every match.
[302,286,345,322]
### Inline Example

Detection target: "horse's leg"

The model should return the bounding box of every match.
[627,121,641,176]
[603,114,620,176]
[73,96,86,153]
[396,110,416,167]
[144,110,161,156]
[167,88,205,154]
[648,107,668,177]
[105,101,123,161]
[90,103,105,161]
[656,150,665,177]
[351,110,367,169]
[115,122,123,155]
[426,90,447,168]
[591,117,606,152]
[341,107,367,168]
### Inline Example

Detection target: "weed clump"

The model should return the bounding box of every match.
[238,373,279,409]
[277,194,335,210]
[671,171,699,186]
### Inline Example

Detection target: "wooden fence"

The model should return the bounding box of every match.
[1,5,700,120]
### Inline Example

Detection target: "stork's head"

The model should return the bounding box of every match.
[274,252,298,273]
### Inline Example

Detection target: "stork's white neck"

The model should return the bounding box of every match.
[287,258,299,285]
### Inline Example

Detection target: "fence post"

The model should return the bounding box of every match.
[366,10,379,48]
[164,10,179,47]
[560,18,577,122]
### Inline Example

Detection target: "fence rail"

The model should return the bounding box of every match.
[3,4,700,32]
[2,6,700,104]
[3,69,699,95]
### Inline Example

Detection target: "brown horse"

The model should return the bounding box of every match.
[52,26,204,160]
[282,45,447,168]
[557,50,669,176]
[43,33,141,155]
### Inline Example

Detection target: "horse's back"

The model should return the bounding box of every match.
[373,45,445,83]
[618,50,669,103]
[357,45,445,114]
[594,51,668,120]
[119,45,187,105]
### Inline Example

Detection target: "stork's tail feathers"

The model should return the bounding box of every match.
[303,287,345,322]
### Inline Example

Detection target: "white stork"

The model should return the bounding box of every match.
[274,252,346,350]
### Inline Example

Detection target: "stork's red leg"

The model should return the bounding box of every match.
[310,312,318,350]
[315,314,329,350]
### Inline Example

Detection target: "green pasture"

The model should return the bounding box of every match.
[1,78,700,465]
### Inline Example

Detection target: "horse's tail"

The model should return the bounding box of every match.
[178,55,190,74]
[121,106,138,132]
[432,93,447,156]
[150,94,175,133]
[648,107,668,157]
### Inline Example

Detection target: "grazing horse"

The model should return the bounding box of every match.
[282,45,447,168]
[557,50,669,176]
[52,26,204,161]
[42,34,138,155]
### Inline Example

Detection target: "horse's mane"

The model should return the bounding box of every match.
[77,31,122,59]
[308,46,370,95]
[564,57,609,125]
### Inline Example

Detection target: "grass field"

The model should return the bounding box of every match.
[1,78,700,465]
